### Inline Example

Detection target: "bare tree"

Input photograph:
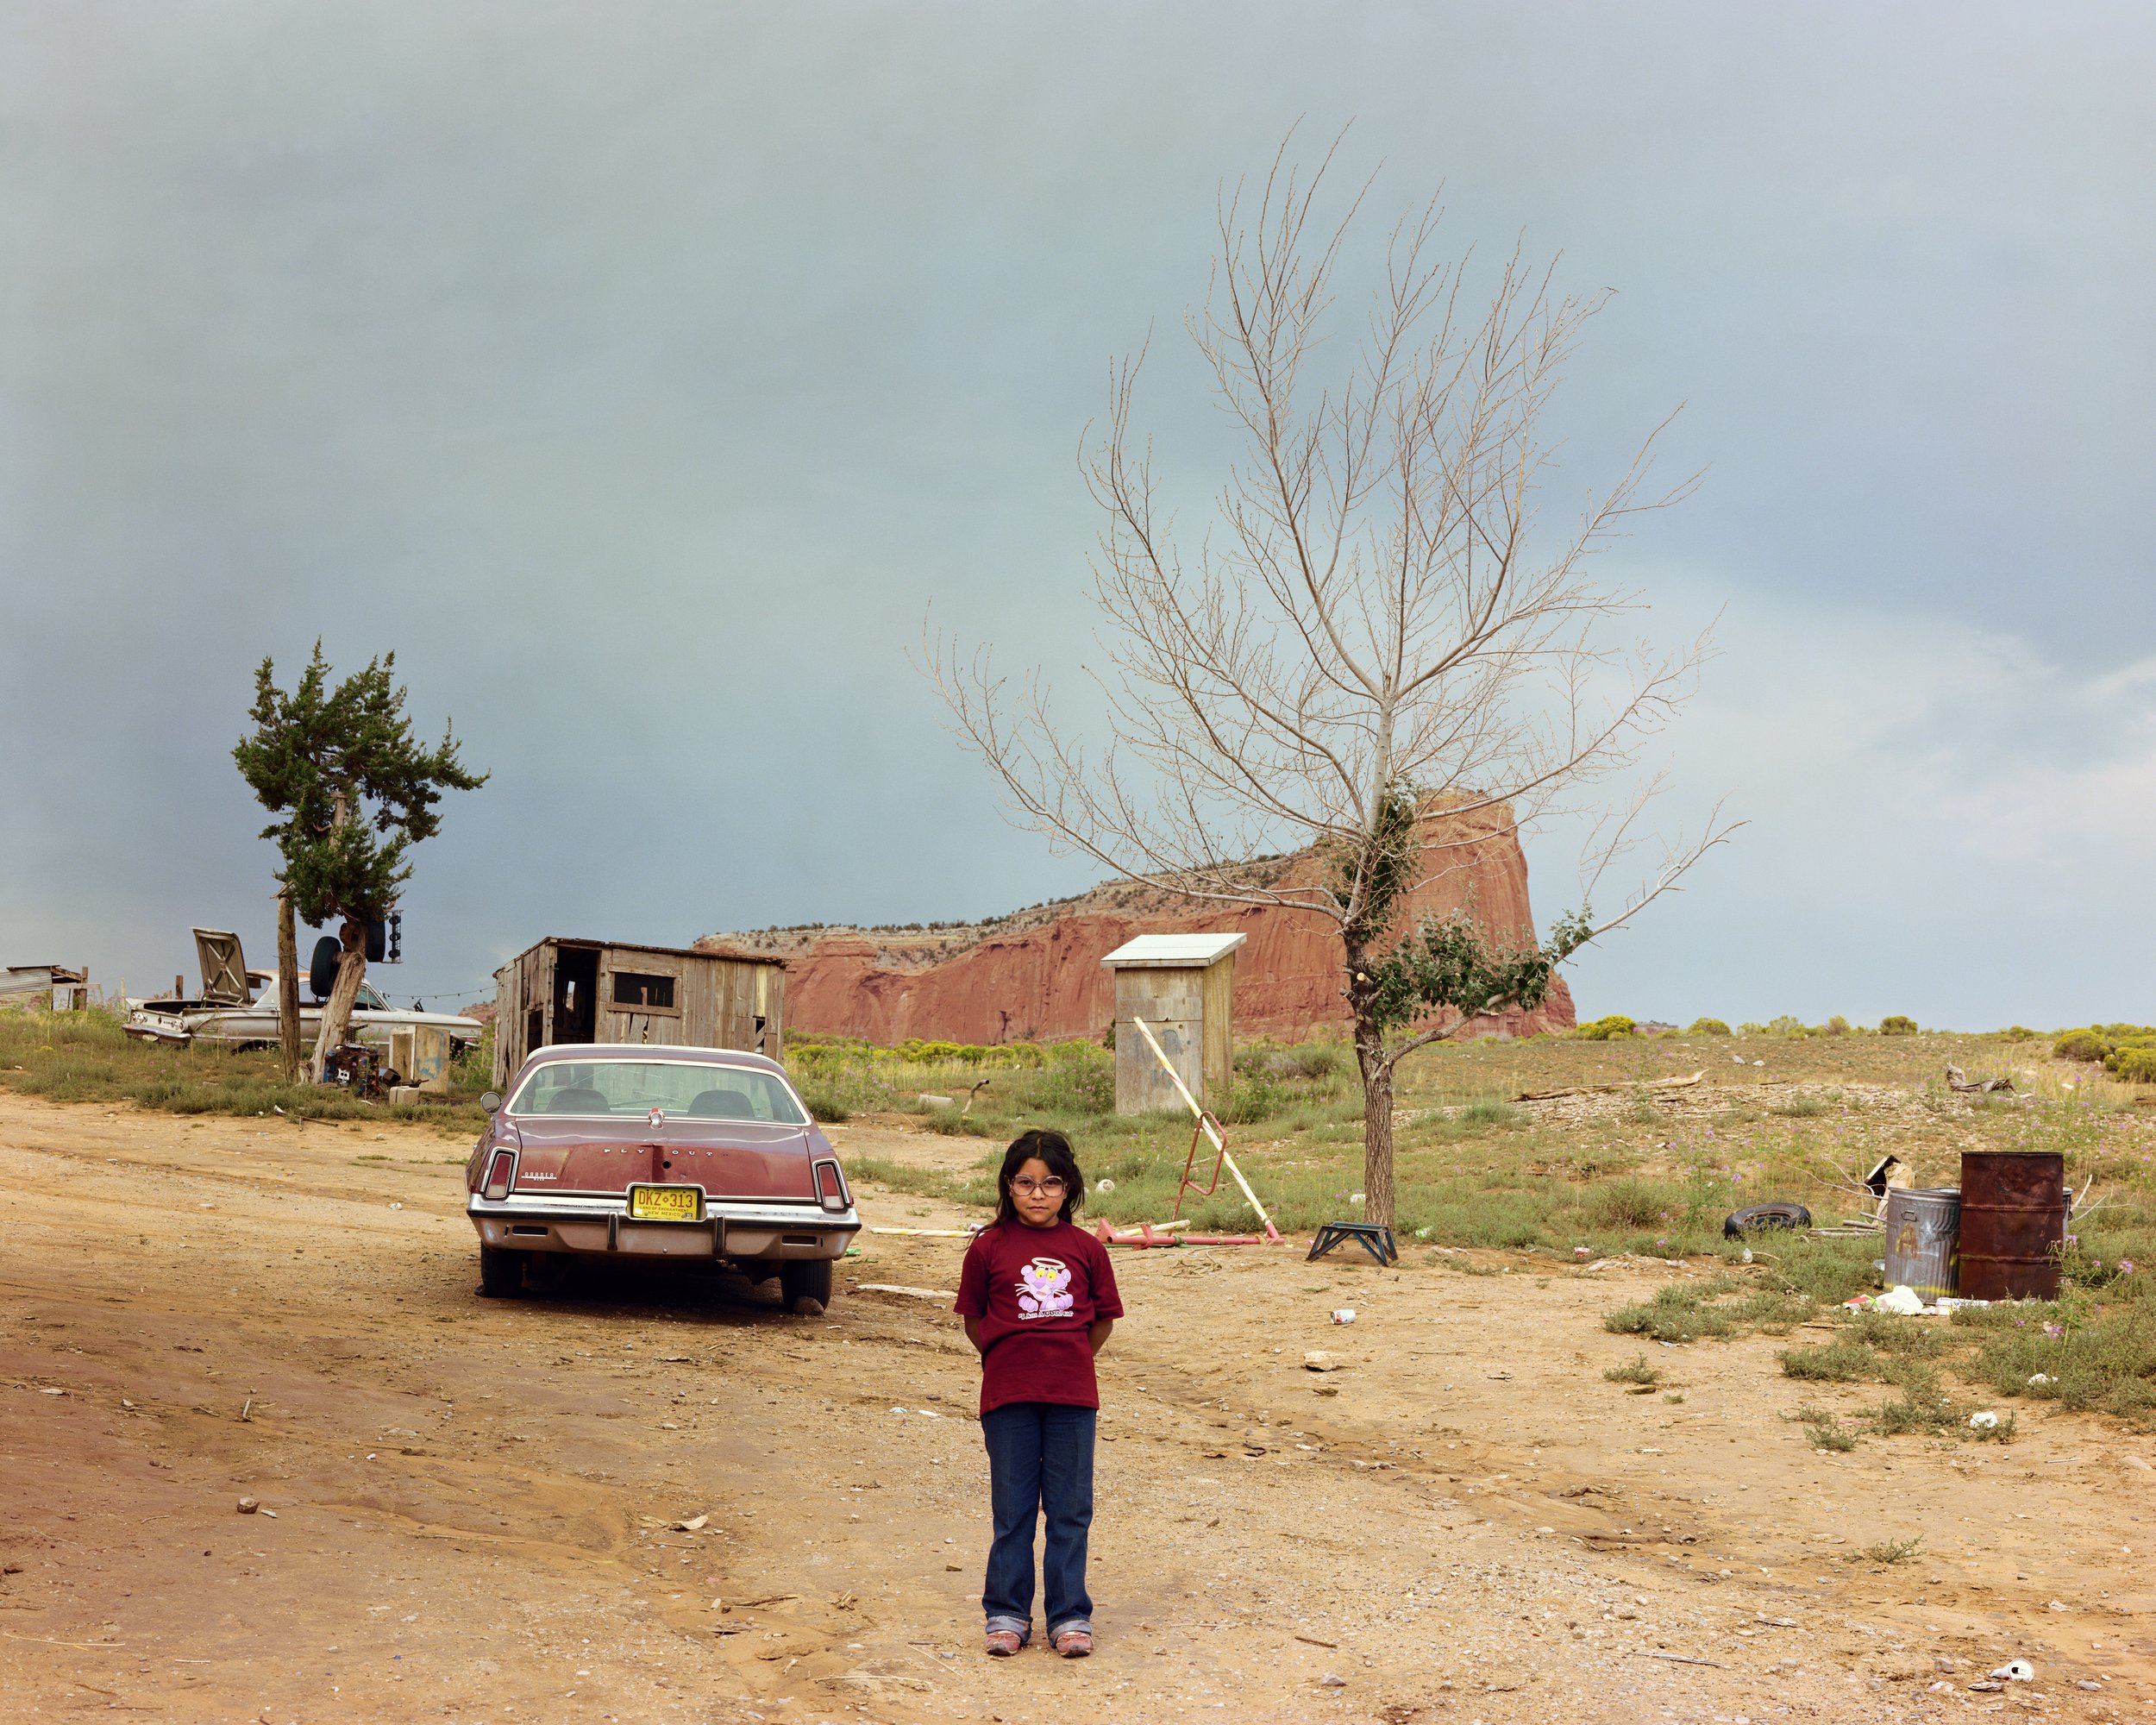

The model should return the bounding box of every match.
[927,138,1735,1231]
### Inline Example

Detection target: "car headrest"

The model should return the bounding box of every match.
[686,1088,756,1120]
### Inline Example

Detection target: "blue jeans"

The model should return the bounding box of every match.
[980,1402,1096,1639]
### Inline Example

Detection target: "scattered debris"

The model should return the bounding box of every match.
[1946,1064,2014,1095]
[1318,1672,1347,1688]
[1293,1633,1338,1649]
[1969,1411,2000,1431]
[856,1283,958,1301]
[1630,1651,1724,1668]
[1516,1070,1704,1102]
[868,1227,976,1239]
[1302,1352,1338,1372]
[236,1498,260,1515]
[1873,1285,1926,1316]
[673,1514,709,1533]
[1990,1659,2034,1682]
[1330,1310,1357,1325]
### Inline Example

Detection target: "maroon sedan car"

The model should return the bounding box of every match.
[465,1044,858,1314]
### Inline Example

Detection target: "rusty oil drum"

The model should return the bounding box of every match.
[1959,1151,2066,1301]
[1882,1187,1960,1299]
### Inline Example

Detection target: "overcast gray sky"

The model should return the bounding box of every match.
[3,2,2151,1029]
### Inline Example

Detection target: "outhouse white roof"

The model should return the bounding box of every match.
[1099,932,1246,969]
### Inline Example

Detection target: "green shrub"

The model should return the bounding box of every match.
[1778,1340,1877,1382]
[1591,1178,1670,1230]
[1879,1015,1917,1037]
[1796,1409,1857,1452]
[1576,1014,1638,1041]
[1027,1043,1116,1114]
[1822,1015,1851,1036]
[1603,1354,1659,1386]
[2054,1028,2109,1063]
[1685,1017,1731,1037]
[2114,1047,2156,1084]
[1236,1040,1345,1082]
[1998,1026,2040,1042]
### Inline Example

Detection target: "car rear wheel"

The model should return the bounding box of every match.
[780,1258,832,1317]
[478,1245,526,1298]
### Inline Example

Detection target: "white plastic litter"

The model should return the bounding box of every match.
[1991,1659,2034,1682]
[1096,1178,1115,1194]
[1969,1410,2000,1430]
[1330,1309,1357,1325]
[1875,1284,1926,1316]
[2028,1373,2054,1387]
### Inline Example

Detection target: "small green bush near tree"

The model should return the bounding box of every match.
[1576,1014,1638,1041]
[1879,1015,1918,1036]
[1685,1017,1731,1036]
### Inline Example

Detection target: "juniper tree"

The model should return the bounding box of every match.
[233,643,486,1081]
[928,138,1733,1229]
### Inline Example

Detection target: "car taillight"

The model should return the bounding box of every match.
[483,1150,517,1201]
[812,1157,849,1213]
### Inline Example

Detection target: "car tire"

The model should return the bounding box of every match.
[781,1258,832,1317]
[1723,1201,1812,1239]
[478,1245,526,1298]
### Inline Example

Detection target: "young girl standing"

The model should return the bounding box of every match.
[954,1128,1123,1658]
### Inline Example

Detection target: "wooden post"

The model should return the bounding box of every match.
[275,889,301,1082]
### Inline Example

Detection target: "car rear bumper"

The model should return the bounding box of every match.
[467,1192,860,1262]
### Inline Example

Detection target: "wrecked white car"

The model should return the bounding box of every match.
[123,928,482,1055]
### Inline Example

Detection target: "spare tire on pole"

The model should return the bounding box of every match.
[308,936,342,1001]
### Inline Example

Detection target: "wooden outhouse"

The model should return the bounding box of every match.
[492,938,785,1088]
[1100,932,1244,1114]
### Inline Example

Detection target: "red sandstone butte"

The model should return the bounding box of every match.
[704,803,1575,1046]
[703,802,1570,1044]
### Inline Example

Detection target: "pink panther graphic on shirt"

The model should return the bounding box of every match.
[1014,1257,1074,1318]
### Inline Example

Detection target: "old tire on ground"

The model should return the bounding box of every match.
[781,1258,832,1316]
[1724,1201,1812,1239]
[478,1245,526,1298]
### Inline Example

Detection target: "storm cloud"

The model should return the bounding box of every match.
[3,3,2150,1027]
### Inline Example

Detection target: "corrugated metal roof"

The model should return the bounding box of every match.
[1099,932,1247,968]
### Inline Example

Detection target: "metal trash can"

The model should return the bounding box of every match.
[1882,1187,1960,1300]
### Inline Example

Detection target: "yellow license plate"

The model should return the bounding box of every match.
[628,1184,702,1222]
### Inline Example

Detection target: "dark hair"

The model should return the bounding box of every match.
[994,1128,1085,1227]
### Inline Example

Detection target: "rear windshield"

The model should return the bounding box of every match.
[510,1060,808,1125]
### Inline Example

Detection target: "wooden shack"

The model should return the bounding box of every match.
[492,938,786,1088]
[1100,932,1244,1114]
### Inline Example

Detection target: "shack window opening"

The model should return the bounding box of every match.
[611,971,676,1011]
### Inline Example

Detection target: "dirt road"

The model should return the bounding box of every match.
[1,1092,2149,1722]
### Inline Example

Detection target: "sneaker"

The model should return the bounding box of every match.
[1051,1628,1093,1659]
[984,1629,1024,1658]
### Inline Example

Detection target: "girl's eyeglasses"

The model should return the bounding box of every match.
[1010,1176,1067,1196]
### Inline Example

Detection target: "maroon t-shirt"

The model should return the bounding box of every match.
[954,1221,1124,1414]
